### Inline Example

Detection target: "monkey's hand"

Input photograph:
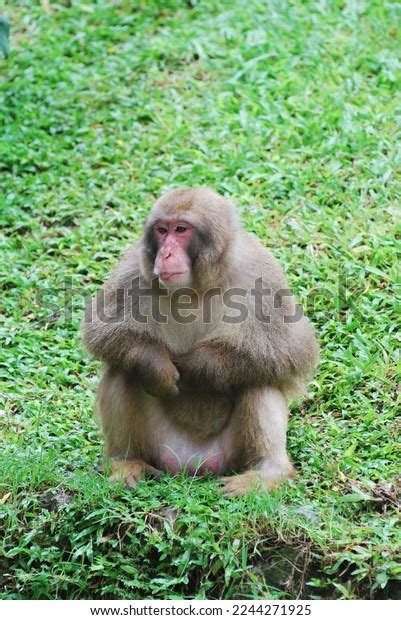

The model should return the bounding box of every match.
[133,344,180,399]
[174,342,231,393]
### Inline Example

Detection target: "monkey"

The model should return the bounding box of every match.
[82,187,319,496]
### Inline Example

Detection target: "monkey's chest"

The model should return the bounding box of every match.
[155,300,221,356]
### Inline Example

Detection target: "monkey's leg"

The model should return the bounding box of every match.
[221,387,296,497]
[96,367,162,487]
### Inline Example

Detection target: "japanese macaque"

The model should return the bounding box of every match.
[82,188,318,496]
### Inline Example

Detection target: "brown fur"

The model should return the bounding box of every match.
[82,188,319,495]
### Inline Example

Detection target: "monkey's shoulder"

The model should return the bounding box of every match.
[231,231,289,291]
[103,242,143,289]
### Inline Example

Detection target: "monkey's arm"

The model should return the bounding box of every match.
[82,294,179,399]
[174,339,269,393]
[174,317,318,396]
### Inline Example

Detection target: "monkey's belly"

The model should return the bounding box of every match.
[146,407,235,475]
[159,390,234,437]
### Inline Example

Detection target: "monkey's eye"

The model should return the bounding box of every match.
[176,225,188,233]
[157,226,168,235]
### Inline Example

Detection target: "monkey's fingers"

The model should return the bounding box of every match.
[176,378,191,393]
[109,459,162,488]
[167,384,180,398]
[143,462,163,479]
[127,463,162,486]
[219,474,252,497]
[219,472,277,497]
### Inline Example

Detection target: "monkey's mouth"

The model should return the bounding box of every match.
[159,271,189,282]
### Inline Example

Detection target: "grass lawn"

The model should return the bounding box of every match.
[1,0,400,600]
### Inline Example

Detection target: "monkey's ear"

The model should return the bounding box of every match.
[187,224,215,263]
[143,224,158,262]
[197,224,215,250]
[140,225,158,281]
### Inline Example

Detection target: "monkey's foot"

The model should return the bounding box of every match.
[220,467,295,497]
[109,459,162,488]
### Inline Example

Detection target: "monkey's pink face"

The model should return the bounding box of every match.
[153,219,194,287]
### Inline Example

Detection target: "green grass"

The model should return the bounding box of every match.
[1,0,400,600]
